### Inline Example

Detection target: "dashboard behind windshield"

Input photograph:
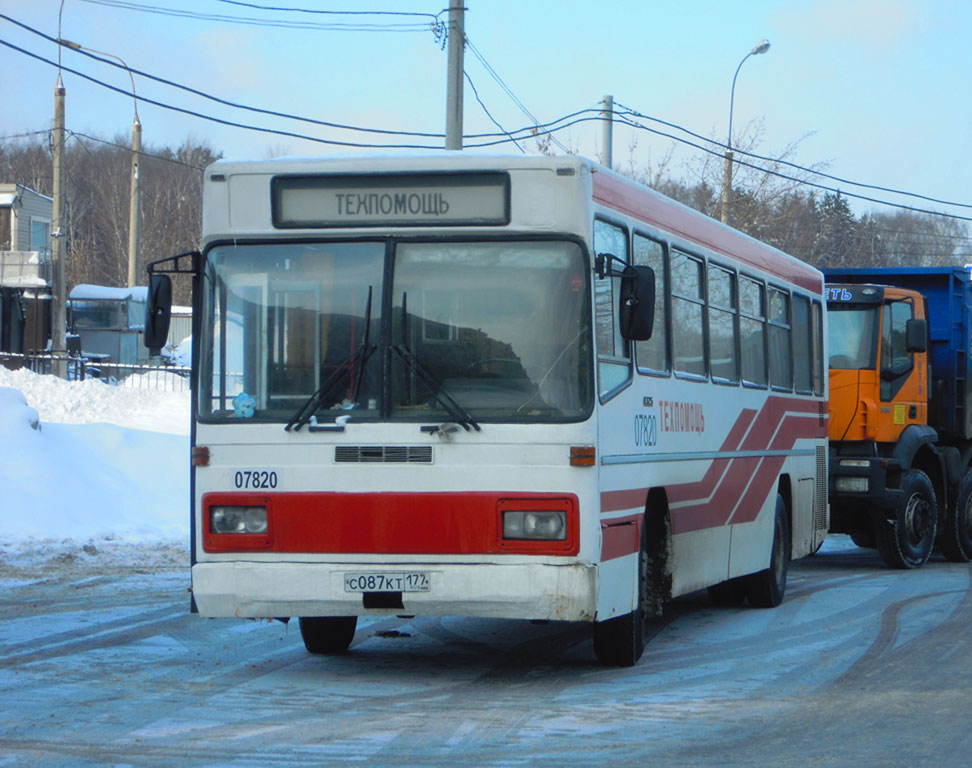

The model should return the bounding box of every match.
[200,239,592,424]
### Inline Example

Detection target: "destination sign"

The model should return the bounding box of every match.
[272,172,510,228]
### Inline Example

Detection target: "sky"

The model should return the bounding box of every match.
[0,0,970,225]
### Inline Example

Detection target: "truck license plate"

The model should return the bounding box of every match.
[344,572,430,593]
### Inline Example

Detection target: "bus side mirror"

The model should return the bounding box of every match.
[906,317,927,353]
[619,265,655,341]
[144,273,173,356]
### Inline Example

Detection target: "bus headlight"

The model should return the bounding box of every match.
[502,510,567,541]
[210,505,268,534]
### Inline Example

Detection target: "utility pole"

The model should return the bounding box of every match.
[600,95,614,169]
[51,75,67,377]
[444,1,465,150]
[126,116,141,287]
[721,149,733,224]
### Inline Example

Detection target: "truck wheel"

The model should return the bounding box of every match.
[941,470,972,563]
[876,469,937,569]
[593,519,647,667]
[299,616,357,654]
[747,494,790,608]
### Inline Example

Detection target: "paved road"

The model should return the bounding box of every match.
[1,537,970,767]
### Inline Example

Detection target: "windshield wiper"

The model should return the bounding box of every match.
[285,286,376,432]
[393,343,481,432]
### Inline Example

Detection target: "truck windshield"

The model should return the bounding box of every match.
[827,305,879,370]
[199,239,592,424]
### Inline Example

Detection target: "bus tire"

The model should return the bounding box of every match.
[746,494,790,608]
[299,616,358,654]
[707,577,748,606]
[941,470,972,563]
[876,469,937,569]
[593,520,647,667]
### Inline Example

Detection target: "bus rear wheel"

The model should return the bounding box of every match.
[941,469,972,563]
[299,616,358,654]
[876,469,937,569]
[746,494,790,608]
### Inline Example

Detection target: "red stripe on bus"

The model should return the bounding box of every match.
[202,491,579,556]
[599,398,824,552]
[592,172,823,294]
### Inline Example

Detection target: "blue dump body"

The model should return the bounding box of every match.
[823,266,972,442]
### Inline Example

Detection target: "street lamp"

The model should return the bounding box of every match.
[57,38,142,288]
[720,39,770,224]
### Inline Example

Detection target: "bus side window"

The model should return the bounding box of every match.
[672,249,706,378]
[740,276,767,387]
[708,264,738,384]
[792,294,812,394]
[594,219,631,397]
[768,287,792,391]
[633,233,669,375]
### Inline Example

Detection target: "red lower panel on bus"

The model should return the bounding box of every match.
[201,492,579,556]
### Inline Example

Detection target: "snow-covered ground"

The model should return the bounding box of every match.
[0,365,190,570]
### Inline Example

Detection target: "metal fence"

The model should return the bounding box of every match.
[0,352,191,392]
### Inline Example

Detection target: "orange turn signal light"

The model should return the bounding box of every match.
[570,445,596,467]
[191,446,211,466]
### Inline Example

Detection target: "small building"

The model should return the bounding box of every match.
[0,184,53,355]
[69,284,149,365]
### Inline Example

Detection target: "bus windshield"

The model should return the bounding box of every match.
[827,305,879,370]
[200,239,592,424]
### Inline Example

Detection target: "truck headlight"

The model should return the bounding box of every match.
[210,505,268,534]
[502,510,567,541]
[835,477,869,493]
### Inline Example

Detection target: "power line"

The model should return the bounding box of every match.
[611,112,972,222]
[465,36,570,154]
[1,12,445,140]
[0,129,50,141]
[464,71,524,154]
[0,38,448,149]
[214,1,444,20]
[615,102,972,212]
[78,0,437,32]
[2,14,968,223]
[68,130,209,171]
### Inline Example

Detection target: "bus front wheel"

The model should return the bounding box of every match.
[593,520,647,667]
[299,616,358,654]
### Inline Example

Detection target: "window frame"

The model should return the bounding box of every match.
[738,273,768,390]
[670,247,708,381]
[593,216,633,402]
[632,230,671,378]
[706,260,740,386]
[767,284,793,392]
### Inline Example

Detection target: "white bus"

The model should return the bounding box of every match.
[145,153,828,666]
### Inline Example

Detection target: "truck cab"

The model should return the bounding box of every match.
[826,282,940,568]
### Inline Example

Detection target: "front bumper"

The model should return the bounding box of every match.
[828,455,904,529]
[191,561,598,622]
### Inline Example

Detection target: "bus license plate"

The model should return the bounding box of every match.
[344,572,430,593]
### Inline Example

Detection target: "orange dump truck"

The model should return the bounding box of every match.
[825,266,972,568]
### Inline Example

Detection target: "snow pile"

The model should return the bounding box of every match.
[0,365,190,565]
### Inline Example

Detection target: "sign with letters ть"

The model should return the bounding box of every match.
[272,172,510,228]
